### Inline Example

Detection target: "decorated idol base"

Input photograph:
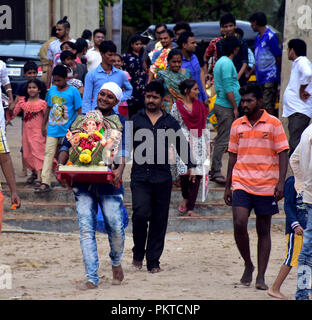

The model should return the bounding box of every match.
[56,164,115,186]
[56,110,123,186]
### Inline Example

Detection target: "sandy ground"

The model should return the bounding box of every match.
[0,224,299,301]
[0,119,299,302]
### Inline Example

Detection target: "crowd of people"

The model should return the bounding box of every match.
[0,11,312,300]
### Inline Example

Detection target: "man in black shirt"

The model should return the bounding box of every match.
[215,14,249,87]
[130,80,196,273]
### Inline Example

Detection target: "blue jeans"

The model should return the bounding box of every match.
[72,183,125,285]
[295,203,312,300]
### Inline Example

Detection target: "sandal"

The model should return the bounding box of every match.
[34,183,52,193]
[211,175,226,185]
[178,205,187,214]
[33,180,42,188]
[26,173,37,185]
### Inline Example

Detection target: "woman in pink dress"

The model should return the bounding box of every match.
[10,79,47,187]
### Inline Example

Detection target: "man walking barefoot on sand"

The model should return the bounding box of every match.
[224,84,289,290]
[58,83,128,289]
[130,80,196,273]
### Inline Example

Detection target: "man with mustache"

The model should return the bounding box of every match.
[130,80,196,273]
[224,84,289,291]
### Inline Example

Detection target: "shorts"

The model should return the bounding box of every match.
[283,232,303,267]
[232,189,279,216]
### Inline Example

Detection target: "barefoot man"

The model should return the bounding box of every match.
[130,80,196,273]
[224,84,289,290]
[58,82,128,289]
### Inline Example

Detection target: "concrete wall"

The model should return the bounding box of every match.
[104,0,123,53]
[26,0,99,41]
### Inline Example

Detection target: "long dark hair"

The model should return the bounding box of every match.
[127,34,144,55]
[178,79,197,96]
[25,79,46,101]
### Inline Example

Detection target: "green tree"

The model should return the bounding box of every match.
[121,0,284,32]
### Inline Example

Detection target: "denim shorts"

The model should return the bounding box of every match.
[232,189,279,216]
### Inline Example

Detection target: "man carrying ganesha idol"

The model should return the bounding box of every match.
[57,82,130,290]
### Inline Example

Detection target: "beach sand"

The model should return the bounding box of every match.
[0,223,297,300]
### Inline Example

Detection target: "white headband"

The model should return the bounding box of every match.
[100,82,123,102]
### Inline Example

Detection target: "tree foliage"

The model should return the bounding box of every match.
[121,0,284,32]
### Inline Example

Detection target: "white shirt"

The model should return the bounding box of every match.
[47,38,76,67]
[85,47,102,72]
[290,123,312,203]
[282,56,312,118]
[0,60,10,131]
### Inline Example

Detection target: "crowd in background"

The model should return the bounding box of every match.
[1,10,312,299]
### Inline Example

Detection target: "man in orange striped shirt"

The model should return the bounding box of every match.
[224,84,289,291]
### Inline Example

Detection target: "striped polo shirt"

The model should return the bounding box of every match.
[228,110,289,196]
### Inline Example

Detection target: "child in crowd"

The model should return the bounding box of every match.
[60,41,77,55]
[13,61,47,103]
[268,176,308,300]
[60,50,86,96]
[60,41,81,64]
[9,61,47,178]
[8,79,47,187]
[35,65,82,193]
[113,53,131,118]
[60,50,87,84]
[75,38,89,64]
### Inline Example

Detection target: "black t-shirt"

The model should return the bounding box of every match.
[216,36,249,74]
[75,63,88,84]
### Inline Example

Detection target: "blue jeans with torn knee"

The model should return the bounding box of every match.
[72,182,125,285]
[295,203,312,300]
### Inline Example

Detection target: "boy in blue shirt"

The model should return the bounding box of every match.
[249,12,282,115]
[268,176,308,299]
[35,65,81,193]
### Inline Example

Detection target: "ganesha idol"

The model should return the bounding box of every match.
[65,110,123,169]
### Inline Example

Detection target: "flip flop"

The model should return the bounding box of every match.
[33,180,42,188]
[34,183,52,193]
[211,175,226,184]
[178,205,187,213]
[26,173,37,184]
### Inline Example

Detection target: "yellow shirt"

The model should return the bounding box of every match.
[39,37,57,66]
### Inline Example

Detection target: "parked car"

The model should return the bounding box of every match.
[141,20,281,59]
[0,40,44,95]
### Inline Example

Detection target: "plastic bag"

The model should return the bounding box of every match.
[96,204,129,233]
